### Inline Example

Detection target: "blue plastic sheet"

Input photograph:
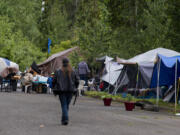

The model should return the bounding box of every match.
[150,54,180,88]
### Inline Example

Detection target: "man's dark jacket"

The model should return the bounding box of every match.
[52,69,79,94]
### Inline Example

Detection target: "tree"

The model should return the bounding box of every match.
[167,0,180,51]
[0,6,45,71]
[75,1,113,66]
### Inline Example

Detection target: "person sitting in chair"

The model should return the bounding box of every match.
[21,70,34,93]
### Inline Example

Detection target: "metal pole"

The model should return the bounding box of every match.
[113,72,121,95]
[175,59,178,114]
[156,58,161,106]
[108,61,111,93]
[135,64,139,97]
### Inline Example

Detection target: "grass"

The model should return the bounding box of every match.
[84,91,180,113]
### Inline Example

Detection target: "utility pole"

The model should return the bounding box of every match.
[41,1,45,21]
[135,0,138,32]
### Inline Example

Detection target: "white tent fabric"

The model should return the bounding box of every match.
[104,56,114,64]
[96,55,112,62]
[0,58,19,78]
[101,70,121,85]
[105,61,123,72]
[117,48,180,65]
[102,58,123,85]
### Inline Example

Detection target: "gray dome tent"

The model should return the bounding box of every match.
[114,48,180,94]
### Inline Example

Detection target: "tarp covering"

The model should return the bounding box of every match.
[38,47,78,76]
[105,61,123,73]
[117,48,180,65]
[101,59,123,85]
[120,64,138,88]
[101,70,121,85]
[31,61,41,74]
[138,63,154,88]
[150,55,180,88]
[0,58,19,78]
[96,56,113,62]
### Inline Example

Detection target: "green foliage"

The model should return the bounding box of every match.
[105,0,175,58]
[0,0,180,72]
[75,0,114,72]
[69,51,83,68]
[47,0,73,45]
[0,0,42,45]
[0,30,45,71]
[85,91,142,102]
[127,94,133,102]
[0,1,46,71]
[101,94,114,100]
[0,16,14,49]
[50,40,72,55]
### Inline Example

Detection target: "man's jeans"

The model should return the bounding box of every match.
[79,74,88,86]
[59,93,73,122]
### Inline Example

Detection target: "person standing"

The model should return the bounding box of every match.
[53,58,79,125]
[78,61,90,86]
[6,68,17,91]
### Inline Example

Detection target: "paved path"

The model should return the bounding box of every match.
[0,92,180,135]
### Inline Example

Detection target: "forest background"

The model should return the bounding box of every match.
[0,0,179,71]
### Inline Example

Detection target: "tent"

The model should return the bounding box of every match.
[0,58,19,78]
[151,54,180,88]
[150,55,180,104]
[114,48,180,94]
[38,47,78,76]
[95,56,114,76]
[96,56,123,86]
[101,61,123,85]
[117,48,180,64]
[96,56,113,62]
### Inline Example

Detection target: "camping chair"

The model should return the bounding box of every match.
[46,84,52,94]
[24,83,32,93]
[88,79,96,90]
[1,79,12,92]
[94,76,100,90]
[0,76,3,92]
[78,80,85,96]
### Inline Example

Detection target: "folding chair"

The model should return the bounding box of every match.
[24,84,32,93]
[78,80,85,96]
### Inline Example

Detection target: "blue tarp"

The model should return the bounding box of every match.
[3,58,10,66]
[150,54,180,88]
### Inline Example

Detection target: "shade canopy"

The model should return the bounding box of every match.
[0,58,19,78]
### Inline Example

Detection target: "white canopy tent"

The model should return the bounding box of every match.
[0,58,19,78]
[101,56,123,86]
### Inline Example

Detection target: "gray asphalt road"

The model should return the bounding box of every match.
[0,92,180,135]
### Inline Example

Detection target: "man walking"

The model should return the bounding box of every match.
[78,61,90,86]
